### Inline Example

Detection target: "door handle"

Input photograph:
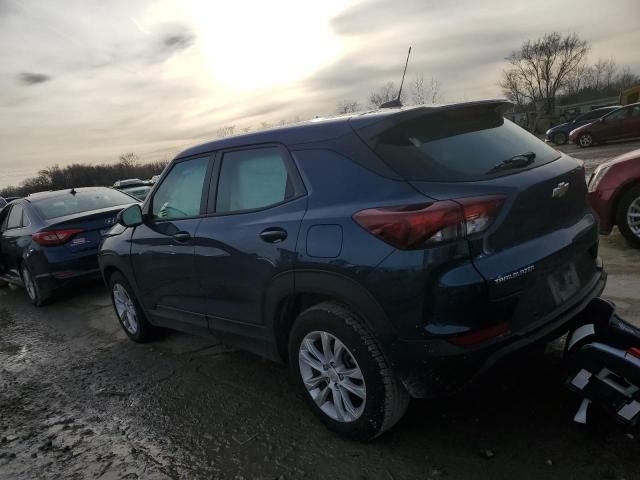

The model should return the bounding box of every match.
[172,231,191,244]
[259,228,288,244]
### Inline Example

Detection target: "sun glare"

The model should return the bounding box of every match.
[185,0,346,90]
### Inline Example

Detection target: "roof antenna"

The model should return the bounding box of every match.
[70,188,77,195]
[380,46,412,109]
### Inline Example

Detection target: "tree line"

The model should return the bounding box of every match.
[1,153,168,198]
[500,32,639,116]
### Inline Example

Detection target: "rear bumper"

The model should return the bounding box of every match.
[391,268,607,398]
[29,249,102,297]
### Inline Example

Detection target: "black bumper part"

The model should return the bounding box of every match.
[393,272,606,398]
[566,298,640,427]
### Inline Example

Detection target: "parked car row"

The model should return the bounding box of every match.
[546,103,640,148]
[1,100,638,440]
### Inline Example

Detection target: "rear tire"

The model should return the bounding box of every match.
[109,272,155,342]
[289,301,409,440]
[21,264,46,307]
[616,184,640,249]
[553,132,567,145]
[577,132,594,148]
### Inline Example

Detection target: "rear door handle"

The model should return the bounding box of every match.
[172,231,191,244]
[259,228,288,243]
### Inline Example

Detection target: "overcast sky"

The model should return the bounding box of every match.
[1,0,639,188]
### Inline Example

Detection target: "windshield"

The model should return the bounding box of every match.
[31,189,134,220]
[367,107,561,182]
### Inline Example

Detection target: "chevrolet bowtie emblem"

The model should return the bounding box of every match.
[552,182,570,199]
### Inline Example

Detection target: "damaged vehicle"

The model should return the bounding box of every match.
[99,100,606,440]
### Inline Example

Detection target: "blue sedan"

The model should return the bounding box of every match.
[546,106,619,145]
[0,187,137,305]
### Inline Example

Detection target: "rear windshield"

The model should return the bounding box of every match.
[367,107,561,182]
[32,189,135,220]
[121,185,152,199]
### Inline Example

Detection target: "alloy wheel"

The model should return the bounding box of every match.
[578,133,593,147]
[298,331,366,423]
[112,283,139,335]
[22,267,37,302]
[628,196,640,238]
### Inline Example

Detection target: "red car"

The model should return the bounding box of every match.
[570,103,640,148]
[588,148,640,247]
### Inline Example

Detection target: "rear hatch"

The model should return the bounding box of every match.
[42,206,126,253]
[30,189,136,265]
[352,102,601,330]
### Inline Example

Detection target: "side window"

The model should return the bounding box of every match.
[607,108,629,121]
[151,157,209,220]
[631,106,640,118]
[216,147,294,214]
[6,205,23,229]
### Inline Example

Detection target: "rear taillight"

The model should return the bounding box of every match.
[32,229,84,246]
[353,196,504,250]
[628,347,640,359]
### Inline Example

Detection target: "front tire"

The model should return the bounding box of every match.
[577,132,594,148]
[109,272,155,342]
[616,184,640,249]
[289,302,409,440]
[553,132,567,145]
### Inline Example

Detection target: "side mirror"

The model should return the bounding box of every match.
[599,117,605,123]
[118,204,143,227]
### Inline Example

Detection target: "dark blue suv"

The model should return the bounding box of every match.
[99,100,606,439]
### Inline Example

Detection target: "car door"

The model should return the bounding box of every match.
[627,105,640,139]
[195,145,307,330]
[130,156,213,331]
[598,107,631,142]
[0,203,30,277]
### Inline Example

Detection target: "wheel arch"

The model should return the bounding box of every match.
[612,180,640,227]
[265,270,396,363]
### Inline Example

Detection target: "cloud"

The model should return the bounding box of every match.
[330,0,446,36]
[18,72,52,85]
[162,32,196,51]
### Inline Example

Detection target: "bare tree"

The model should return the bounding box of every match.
[336,100,360,114]
[369,82,399,108]
[118,152,140,168]
[563,64,590,96]
[412,73,425,105]
[587,58,617,90]
[500,32,589,114]
[216,125,236,138]
[429,77,442,104]
[618,66,640,90]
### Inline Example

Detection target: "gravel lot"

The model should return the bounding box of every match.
[1,141,639,480]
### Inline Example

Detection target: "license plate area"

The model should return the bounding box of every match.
[548,262,581,306]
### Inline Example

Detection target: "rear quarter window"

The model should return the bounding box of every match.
[364,106,561,182]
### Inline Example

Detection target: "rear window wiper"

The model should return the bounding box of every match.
[486,152,536,175]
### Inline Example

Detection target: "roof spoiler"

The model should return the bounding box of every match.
[351,99,514,137]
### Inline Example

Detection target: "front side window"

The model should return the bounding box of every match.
[6,205,23,229]
[152,157,209,220]
[216,147,293,213]
[631,106,640,118]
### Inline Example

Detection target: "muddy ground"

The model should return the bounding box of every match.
[1,142,640,480]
